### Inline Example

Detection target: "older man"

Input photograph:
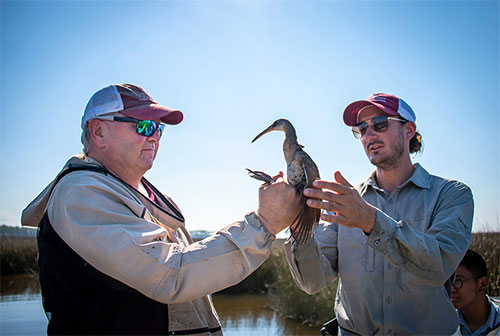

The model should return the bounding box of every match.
[22,84,301,335]
[285,93,474,335]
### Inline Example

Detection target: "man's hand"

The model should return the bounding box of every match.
[256,171,302,235]
[303,171,377,234]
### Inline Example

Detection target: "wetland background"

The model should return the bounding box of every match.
[1,225,499,335]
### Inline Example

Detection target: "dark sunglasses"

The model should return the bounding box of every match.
[352,115,407,139]
[100,116,165,138]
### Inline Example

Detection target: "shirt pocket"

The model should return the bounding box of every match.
[399,215,432,232]
[338,228,374,289]
[400,215,433,288]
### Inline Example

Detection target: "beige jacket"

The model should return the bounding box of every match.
[22,154,275,334]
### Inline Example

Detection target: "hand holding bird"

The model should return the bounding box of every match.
[255,171,303,235]
[304,171,377,234]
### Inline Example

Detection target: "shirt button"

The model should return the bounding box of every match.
[388,199,393,204]
[374,240,381,246]
[386,297,392,304]
[387,264,393,270]
[387,329,393,334]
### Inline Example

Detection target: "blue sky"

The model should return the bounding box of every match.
[1,0,498,234]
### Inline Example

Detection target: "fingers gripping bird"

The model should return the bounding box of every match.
[247,118,320,244]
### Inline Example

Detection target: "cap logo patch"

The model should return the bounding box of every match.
[135,91,151,102]
[373,96,387,102]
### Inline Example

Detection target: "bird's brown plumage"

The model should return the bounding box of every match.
[248,118,320,244]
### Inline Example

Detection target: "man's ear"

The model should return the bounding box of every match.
[88,119,107,149]
[478,276,488,293]
[405,121,417,141]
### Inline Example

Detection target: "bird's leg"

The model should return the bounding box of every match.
[246,168,276,184]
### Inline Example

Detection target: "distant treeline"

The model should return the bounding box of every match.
[0,225,212,240]
[0,225,37,237]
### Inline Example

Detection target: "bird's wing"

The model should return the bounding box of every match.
[291,150,321,244]
[300,150,320,187]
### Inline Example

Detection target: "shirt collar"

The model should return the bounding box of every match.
[406,163,431,189]
[360,163,431,195]
[484,295,500,332]
[457,295,500,336]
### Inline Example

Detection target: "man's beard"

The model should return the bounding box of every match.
[370,131,405,170]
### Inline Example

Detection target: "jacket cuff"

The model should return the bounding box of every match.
[245,212,276,242]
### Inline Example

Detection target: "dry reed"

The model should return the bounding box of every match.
[0,236,39,275]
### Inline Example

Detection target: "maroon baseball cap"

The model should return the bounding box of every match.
[343,93,416,126]
[82,84,183,129]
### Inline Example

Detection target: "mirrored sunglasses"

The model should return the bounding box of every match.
[352,115,407,139]
[100,116,165,138]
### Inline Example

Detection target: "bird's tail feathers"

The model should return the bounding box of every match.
[290,202,320,245]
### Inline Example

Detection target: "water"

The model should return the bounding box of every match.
[213,294,319,335]
[1,274,47,336]
[0,274,319,336]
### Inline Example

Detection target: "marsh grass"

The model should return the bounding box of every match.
[266,244,338,326]
[0,236,39,275]
[219,241,337,326]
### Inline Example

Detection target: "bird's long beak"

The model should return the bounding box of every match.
[252,125,276,143]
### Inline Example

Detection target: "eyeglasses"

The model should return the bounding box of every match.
[352,115,407,139]
[452,277,475,289]
[99,116,165,138]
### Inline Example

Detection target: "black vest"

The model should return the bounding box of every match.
[37,166,221,335]
[38,212,170,335]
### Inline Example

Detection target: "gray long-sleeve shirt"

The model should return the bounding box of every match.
[285,163,474,335]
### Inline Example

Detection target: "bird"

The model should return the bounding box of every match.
[247,118,320,244]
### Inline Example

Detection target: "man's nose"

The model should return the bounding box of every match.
[148,130,161,142]
[363,125,378,140]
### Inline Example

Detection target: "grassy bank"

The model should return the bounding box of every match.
[2,232,499,327]
[0,236,38,275]
[265,242,338,326]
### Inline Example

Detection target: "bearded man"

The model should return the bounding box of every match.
[286,93,474,335]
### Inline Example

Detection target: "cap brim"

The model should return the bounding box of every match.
[343,101,372,126]
[121,104,183,125]
[343,100,398,126]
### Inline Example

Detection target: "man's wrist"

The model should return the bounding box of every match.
[254,211,276,235]
[362,207,377,235]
